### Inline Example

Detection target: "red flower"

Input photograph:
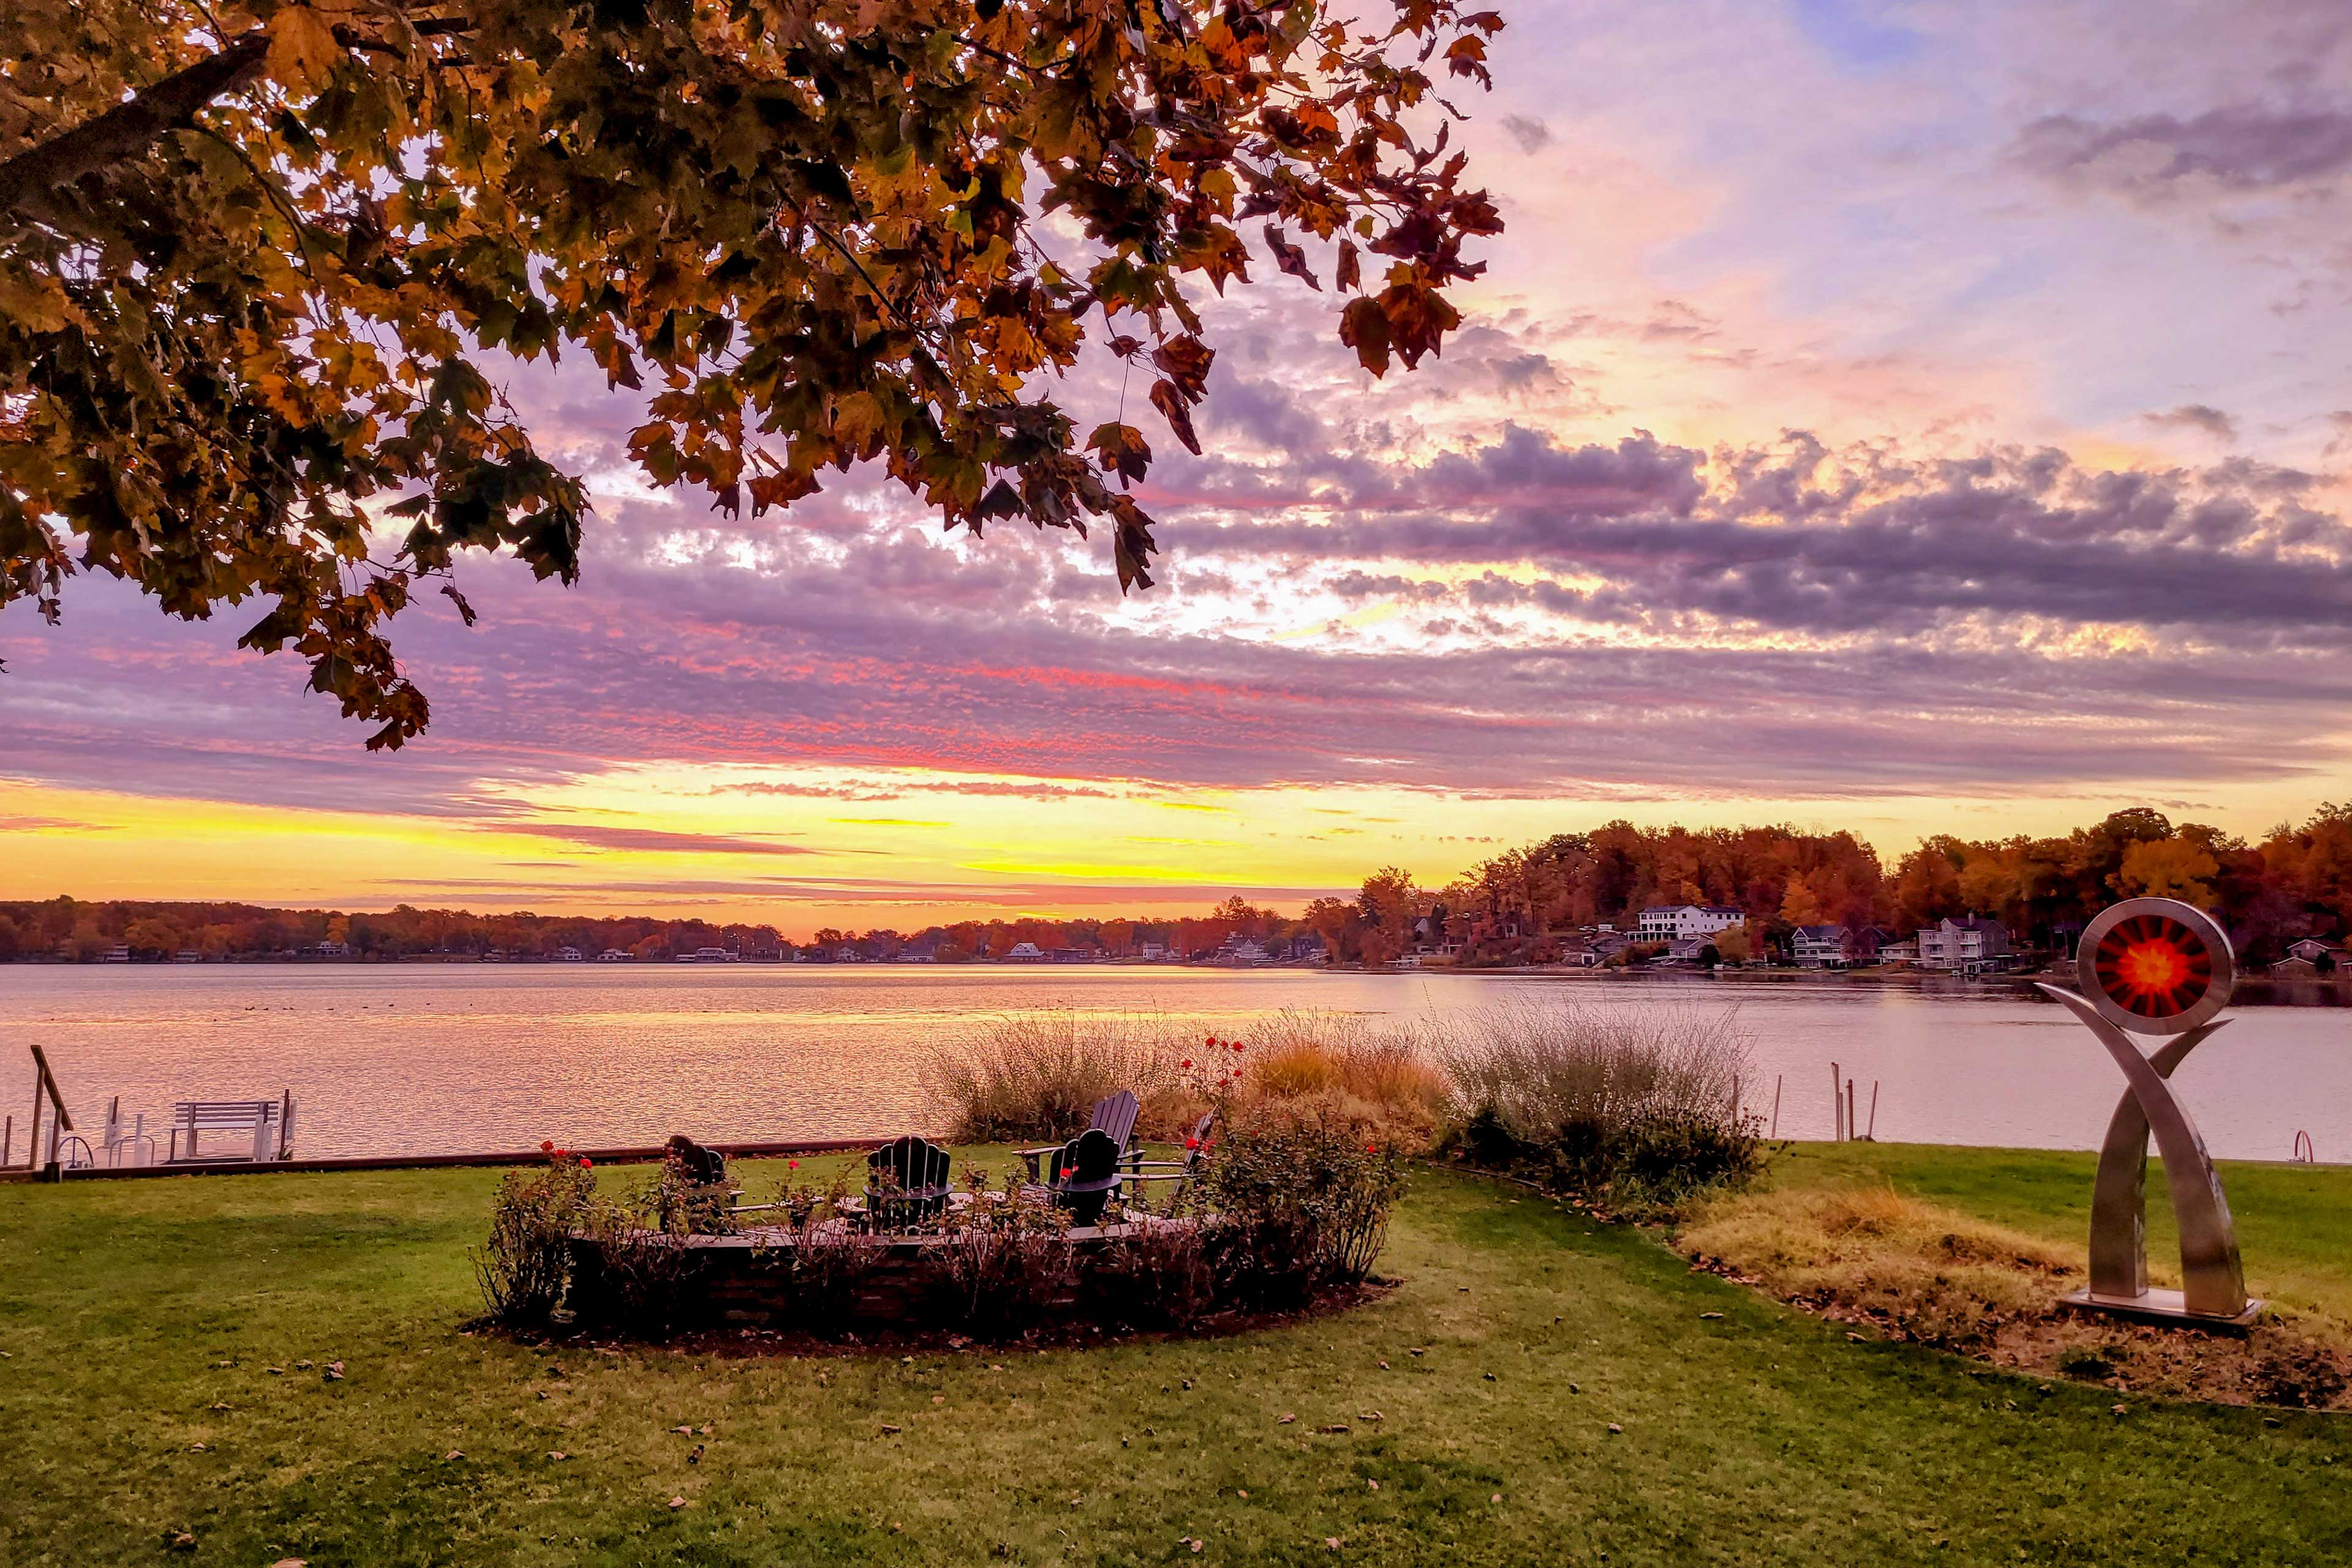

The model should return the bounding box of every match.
[1060,1166,1074,1180]
[1365,1144,1378,1154]
[1180,1058,1193,1069]
[1232,1041,1245,1052]
[1204,1035,1215,1046]
[1185,1136,1200,1150]
[578,1156,592,1168]
[539,1140,555,1153]
[788,1159,800,1170]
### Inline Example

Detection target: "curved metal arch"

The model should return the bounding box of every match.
[2040,982,2248,1318]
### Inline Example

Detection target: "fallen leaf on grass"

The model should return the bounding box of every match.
[1699,1313,1724,1321]
[672,1425,693,1435]
[548,1452,568,1461]
[669,1496,687,1509]
[1278,1414,1296,1424]
[1605,1423,1622,1434]
[265,1366,285,1376]
[295,1360,314,1370]
[1319,1425,1351,1435]
[880,1424,903,1436]
[445,1450,464,1461]
[1325,1538,1342,1551]
[1490,1493,1501,1503]
[271,1559,308,1567]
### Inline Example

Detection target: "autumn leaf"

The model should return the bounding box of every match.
[1088,423,1152,488]
[1339,296,1393,377]
[265,7,344,94]
[1149,380,1202,456]
[1264,225,1321,291]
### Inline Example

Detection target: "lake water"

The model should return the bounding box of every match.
[2,965,2348,1163]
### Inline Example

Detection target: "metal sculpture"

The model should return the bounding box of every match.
[2039,898,2261,1325]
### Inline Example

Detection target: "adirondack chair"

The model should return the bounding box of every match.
[861,1134,953,1229]
[1123,1112,1215,1210]
[1016,1090,1140,1183]
[1034,1127,1125,1226]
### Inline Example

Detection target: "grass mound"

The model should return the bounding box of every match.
[1676,1185,2079,1347]
[1676,1178,2352,1409]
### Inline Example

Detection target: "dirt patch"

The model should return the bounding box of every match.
[1675,1185,2352,1411]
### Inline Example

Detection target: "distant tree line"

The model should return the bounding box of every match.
[9,804,2349,967]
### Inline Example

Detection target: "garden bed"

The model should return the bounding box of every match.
[563,1214,1207,1332]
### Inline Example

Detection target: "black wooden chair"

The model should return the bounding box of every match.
[1034,1127,1125,1226]
[861,1134,953,1229]
[1123,1112,1215,1210]
[665,1133,728,1185]
[1017,1090,1141,1184]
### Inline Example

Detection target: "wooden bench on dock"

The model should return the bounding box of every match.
[167,1096,295,1164]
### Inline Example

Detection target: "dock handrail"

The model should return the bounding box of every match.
[24,1045,74,1178]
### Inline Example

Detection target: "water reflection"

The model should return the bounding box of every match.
[2,965,2345,1163]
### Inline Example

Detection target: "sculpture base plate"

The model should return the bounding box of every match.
[2060,1287,2264,1330]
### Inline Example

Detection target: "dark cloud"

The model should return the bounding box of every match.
[2015,105,2352,195]
[2144,404,2239,442]
[1502,114,1553,153]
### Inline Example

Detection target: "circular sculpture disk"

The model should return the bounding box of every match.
[2075,897,2234,1036]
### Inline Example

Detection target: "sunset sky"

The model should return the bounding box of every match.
[6,0,2350,935]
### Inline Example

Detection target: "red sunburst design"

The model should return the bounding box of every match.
[2090,913,2213,1020]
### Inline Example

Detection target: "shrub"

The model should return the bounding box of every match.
[1439,1001,1761,1204]
[925,1006,1184,1142]
[584,1201,704,1338]
[1197,1121,1408,1308]
[927,1006,1453,1150]
[922,1175,1075,1339]
[473,1144,597,1328]
[1097,1218,1216,1331]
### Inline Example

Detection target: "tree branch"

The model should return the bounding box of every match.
[0,31,271,227]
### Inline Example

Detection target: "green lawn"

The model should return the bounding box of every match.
[1,1149,2348,1567]
[1764,1142,2352,1321]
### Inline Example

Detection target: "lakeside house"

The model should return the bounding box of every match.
[597,948,631,962]
[1213,935,1271,967]
[1003,941,1046,962]
[1913,915,2013,973]
[1635,904,1746,944]
[556,946,584,962]
[1790,923,1893,968]
[2271,937,2342,976]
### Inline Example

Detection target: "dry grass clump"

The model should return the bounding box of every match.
[1676,1185,2079,1347]
[925,1007,1185,1143]
[924,1006,1450,1147]
[1439,1001,1748,1148]
[1436,1001,1761,1207]
[1234,1009,1449,1147]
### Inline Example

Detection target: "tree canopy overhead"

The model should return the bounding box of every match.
[0,0,1504,746]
